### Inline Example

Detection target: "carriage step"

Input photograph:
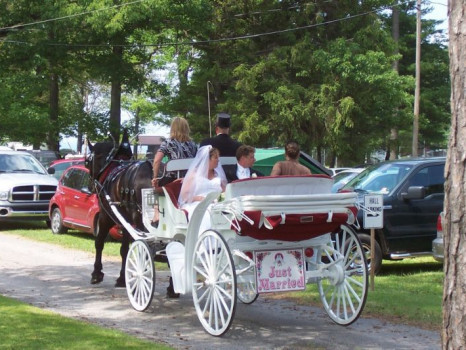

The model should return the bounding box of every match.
[150,241,168,263]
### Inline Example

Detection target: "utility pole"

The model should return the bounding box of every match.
[412,0,421,157]
[207,81,214,138]
[390,1,400,160]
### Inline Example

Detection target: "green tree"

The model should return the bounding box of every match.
[0,1,72,149]
[382,2,451,156]
[182,0,412,165]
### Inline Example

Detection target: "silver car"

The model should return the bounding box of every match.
[432,211,444,262]
[0,150,58,224]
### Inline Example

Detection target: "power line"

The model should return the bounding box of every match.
[426,1,447,7]
[0,0,437,34]
[3,8,385,49]
[2,0,441,49]
[0,0,148,31]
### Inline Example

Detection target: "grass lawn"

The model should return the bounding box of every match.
[1,221,444,331]
[0,295,172,350]
[0,221,168,270]
[268,257,444,331]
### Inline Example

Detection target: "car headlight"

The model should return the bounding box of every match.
[0,191,8,201]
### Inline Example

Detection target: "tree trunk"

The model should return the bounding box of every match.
[134,106,140,158]
[443,1,466,348]
[389,4,400,160]
[48,72,59,151]
[412,0,422,157]
[77,133,83,154]
[109,46,123,143]
[389,127,398,160]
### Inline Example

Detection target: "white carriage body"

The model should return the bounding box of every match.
[136,170,357,293]
[114,158,368,336]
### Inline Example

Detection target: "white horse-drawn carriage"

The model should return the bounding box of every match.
[108,157,368,336]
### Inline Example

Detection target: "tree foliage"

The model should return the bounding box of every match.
[0,0,450,165]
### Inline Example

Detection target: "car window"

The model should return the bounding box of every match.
[27,150,60,168]
[333,171,355,182]
[407,164,444,196]
[345,163,414,194]
[80,171,91,190]
[0,154,46,174]
[52,162,77,180]
[62,169,85,190]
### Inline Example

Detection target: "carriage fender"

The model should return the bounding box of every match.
[183,191,221,294]
[166,241,186,294]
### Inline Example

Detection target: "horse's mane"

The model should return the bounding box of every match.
[88,130,133,182]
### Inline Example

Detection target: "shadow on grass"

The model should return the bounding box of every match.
[0,220,121,242]
[0,220,49,231]
[378,260,443,276]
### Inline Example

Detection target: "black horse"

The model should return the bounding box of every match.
[85,131,152,287]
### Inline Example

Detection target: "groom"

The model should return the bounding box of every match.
[225,145,263,182]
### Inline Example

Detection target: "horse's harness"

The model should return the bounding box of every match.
[87,149,144,226]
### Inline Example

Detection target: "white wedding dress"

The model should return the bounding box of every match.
[181,176,223,235]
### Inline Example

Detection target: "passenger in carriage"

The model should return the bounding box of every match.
[200,112,241,157]
[224,145,264,182]
[270,141,311,176]
[151,117,197,228]
[178,146,227,231]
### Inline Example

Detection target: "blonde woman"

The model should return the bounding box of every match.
[151,117,197,227]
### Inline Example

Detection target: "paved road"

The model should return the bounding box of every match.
[0,233,441,350]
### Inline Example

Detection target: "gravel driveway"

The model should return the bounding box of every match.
[0,233,441,350]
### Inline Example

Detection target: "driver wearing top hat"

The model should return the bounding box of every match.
[200,113,241,157]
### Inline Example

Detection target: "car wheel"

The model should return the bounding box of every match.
[93,215,111,241]
[358,233,382,274]
[51,208,68,234]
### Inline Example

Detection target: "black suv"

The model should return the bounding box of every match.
[341,157,445,273]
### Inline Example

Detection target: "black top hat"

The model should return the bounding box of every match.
[216,113,231,128]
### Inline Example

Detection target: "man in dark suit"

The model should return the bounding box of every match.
[200,113,241,157]
[225,145,263,182]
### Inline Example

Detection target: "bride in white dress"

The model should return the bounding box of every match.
[178,145,227,233]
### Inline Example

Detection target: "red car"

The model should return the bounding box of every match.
[48,165,122,240]
[48,157,85,180]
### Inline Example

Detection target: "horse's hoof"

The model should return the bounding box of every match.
[90,272,104,284]
[115,278,126,288]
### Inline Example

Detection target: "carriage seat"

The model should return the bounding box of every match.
[225,174,333,199]
[222,175,357,242]
[156,157,237,218]
[161,178,189,223]
[163,178,184,209]
[158,157,237,183]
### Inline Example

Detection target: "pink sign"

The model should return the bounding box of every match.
[255,249,305,293]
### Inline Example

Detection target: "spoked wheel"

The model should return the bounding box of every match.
[125,240,156,312]
[235,253,258,304]
[191,230,237,336]
[317,225,368,325]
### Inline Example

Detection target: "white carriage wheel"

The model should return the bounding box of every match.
[317,225,368,325]
[235,256,258,305]
[191,230,237,336]
[125,240,155,312]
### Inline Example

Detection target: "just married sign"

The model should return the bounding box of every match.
[255,249,305,293]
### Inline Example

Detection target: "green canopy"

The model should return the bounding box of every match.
[253,148,285,175]
[253,148,330,176]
